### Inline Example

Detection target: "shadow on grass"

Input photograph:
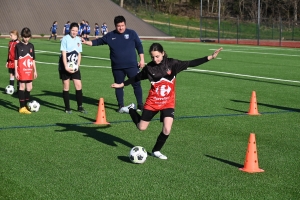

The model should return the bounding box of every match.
[32,90,118,111]
[55,123,134,148]
[117,156,132,163]
[1,88,25,111]
[55,123,145,164]
[0,87,5,93]
[0,98,19,111]
[205,155,243,168]
[224,107,247,114]
[230,99,300,112]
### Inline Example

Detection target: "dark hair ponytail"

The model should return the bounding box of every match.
[149,43,167,58]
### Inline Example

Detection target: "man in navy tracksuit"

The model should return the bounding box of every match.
[82,16,145,113]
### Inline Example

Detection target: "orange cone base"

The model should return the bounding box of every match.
[239,167,264,173]
[94,121,110,125]
[94,116,110,125]
[247,112,261,115]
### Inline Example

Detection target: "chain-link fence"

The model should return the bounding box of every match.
[120,1,300,47]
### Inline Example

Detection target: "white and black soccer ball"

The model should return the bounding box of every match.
[5,85,14,95]
[69,53,78,63]
[27,100,40,112]
[68,61,78,72]
[129,146,148,164]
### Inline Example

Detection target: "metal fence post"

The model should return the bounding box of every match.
[237,17,239,44]
[200,0,202,42]
[257,0,260,45]
[292,21,294,40]
[168,17,170,35]
[186,20,189,38]
[218,0,220,43]
[272,21,274,39]
[279,17,282,46]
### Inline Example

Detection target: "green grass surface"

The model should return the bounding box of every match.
[0,38,299,199]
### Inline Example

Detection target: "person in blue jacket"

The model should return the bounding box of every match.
[94,23,100,38]
[49,21,58,40]
[82,15,145,113]
[63,21,70,35]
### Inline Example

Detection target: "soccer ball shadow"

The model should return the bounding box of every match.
[117,156,133,163]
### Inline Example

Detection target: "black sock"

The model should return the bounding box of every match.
[129,108,141,127]
[152,132,169,152]
[16,81,19,92]
[18,90,26,108]
[63,90,70,110]
[9,80,14,86]
[25,90,30,104]
[75,89,83,109]
[54,36,57,40]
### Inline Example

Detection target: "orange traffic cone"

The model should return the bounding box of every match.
[94,98,110,125]
[247,91,260,115]
[239,133,264,173]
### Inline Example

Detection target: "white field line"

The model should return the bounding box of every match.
[0,46,110,61]
[34,50,111,61]
[35,60,300,84]
[1,46,299,84]
[209,49,300,57]
[187,68,300,83]
[35,61,111,69]
[163,41,300,51]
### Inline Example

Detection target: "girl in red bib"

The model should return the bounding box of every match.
[15,27,37,114]
[111,43,222,160]
[6,30,19,90]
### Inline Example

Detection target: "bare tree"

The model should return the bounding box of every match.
[293,0,299,22]
[244,0,257,20]
[207,0,210,14]
[163,0,178,14]
[238,0,245,19]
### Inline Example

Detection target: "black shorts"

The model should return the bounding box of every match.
[59,69,81,80]
[19,80,32,83]
[141,108,175,122]
[8,68,15,74]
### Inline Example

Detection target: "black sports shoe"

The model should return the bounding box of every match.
[137,104,143,112]
[78,106,87,114]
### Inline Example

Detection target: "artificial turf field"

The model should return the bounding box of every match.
[0,38,299,199]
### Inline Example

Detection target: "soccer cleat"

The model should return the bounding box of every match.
[65,109,72,114]
[78,106,87,114]
[118,103,135,114]
[19,107,31,114]
[137,104,144,112]
[152,151,168,160]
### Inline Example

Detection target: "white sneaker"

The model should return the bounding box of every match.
[152,151,168,160]
[118,103,135,114]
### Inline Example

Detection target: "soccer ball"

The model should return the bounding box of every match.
[5,85,14,95]
[129,146,148,164]
[68,61,78,72]
[27,100,40,112]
